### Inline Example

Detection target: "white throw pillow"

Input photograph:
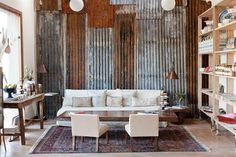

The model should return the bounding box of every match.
[88,90,107,107]
[92,96,106,107]
[132,97,158,107]
[62,97,72,107]
[72,97,92,107]
[107,96,123,107]
[121,90,137,106]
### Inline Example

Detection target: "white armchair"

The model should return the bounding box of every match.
[71,114,109,152]
[125,114,159,151]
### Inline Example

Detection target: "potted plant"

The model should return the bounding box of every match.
[176,92,186,107]
[24,67,35,95]
[24,67,34,81]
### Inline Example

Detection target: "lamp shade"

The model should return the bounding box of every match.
[161,0,176,11]
[38,64,47,74]
[69,0,84,12]
[166,71,179,80]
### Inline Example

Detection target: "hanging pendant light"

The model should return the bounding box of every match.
[161,0,176,11]
[69,0,84,12]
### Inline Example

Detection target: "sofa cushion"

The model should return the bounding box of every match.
[88,90,107,107]
[72,97,92,107]
[107,96,123,107]
[121,90,137,106]
[92,96,106,107]
[132,97,158,107]
[107,89,122,97]
[63,97,73,107]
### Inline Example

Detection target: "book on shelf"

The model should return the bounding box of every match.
[201,106,213,113]
[218,113,236,124]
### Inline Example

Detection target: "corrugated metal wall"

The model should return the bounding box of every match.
[66,13,86,89]
[114,13,136,89]
[110,0,136,5]
[136,7,186,96]
[37,11,64,118]
[87,28,114,89]
[136,0,163,19]
[36,0,210,117]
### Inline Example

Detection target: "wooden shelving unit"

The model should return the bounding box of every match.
[198,0,236,143]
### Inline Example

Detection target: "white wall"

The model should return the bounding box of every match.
[0,0,36,76]
[0,0,36,121]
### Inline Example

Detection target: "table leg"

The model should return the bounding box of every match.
[39,101,44,129]
[18,108,25,145]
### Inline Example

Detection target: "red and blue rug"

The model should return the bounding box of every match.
[30,125,208,154]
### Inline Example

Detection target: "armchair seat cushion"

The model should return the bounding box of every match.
[125,124,130,136]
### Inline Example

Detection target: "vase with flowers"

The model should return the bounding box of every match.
[23,67,35,95]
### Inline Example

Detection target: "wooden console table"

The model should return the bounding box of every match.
[3,94,45,145]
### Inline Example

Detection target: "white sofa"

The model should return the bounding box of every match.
[57,89,163,126]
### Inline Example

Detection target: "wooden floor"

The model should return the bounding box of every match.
[0,119,235,157]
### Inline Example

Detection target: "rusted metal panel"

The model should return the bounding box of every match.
[110,0,183,6]
[37,11,64,118]
[115,5,136,14]
[37,0,60,11]
[186,0,210,114]
[136,7,187,99]
[66,13,86,89]
[110,0,136,5]
[114,13,136,89]
[35,0,211,118]
[87,0,115,28]
[88,28,114,89]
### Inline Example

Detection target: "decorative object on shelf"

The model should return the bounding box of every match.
[24,67,35,96]
[202,106,213,113]
[219,108,226,114]
[215,64,234,76]
[161,0,175,11]
[219,84,224,94]
[160,92,169,109]
[201,20,213,35]
[69,0,84,12]
[199,66,213,73]
[226,38,236,49]
[3,84,17,98]
[219,9,231,23]
[218,113,236,124]
[198,34,213,54]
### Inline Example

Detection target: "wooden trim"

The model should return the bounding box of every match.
[0,2,21,15]
[0,2,24,82]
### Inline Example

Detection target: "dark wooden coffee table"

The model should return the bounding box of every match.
[58,110,178,122]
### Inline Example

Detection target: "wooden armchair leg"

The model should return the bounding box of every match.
[72,136,76,150]
[81,136,84,143]
[106,132,109,144]
[130,137,133,152]
[155,137,158,151]
[125,132,128,144]
[96,137,99,152]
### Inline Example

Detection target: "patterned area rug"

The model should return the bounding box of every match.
[30,126,208,154]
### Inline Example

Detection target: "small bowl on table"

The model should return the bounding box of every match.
[4,88,16,98]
